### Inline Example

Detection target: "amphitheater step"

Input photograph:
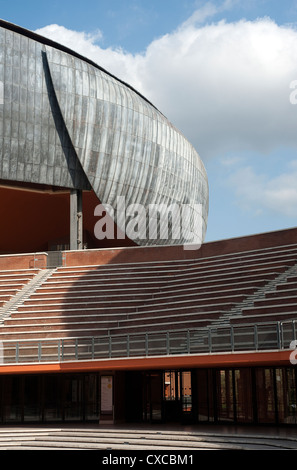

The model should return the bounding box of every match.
[0,268,57,324]
[0,426,295,450]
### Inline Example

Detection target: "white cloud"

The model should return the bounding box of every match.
[226,161,297,217]
[180,0,236,28]
[35,15,297,160]
[35,24,103,49]
[35,23,143,92]
[35,9,297,220]
[138,17,297,159]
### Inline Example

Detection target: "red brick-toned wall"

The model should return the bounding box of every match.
[199,227,297,258]
[62,226,297,267]
[0,180,296,269]
[0,253,47,269]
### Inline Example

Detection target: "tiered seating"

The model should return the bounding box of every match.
[1,243,297,343]
[0,269,41,308]
[231,271,297,325]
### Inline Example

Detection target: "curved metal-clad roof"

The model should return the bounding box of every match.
[0,19,208,246]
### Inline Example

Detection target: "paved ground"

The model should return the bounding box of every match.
[0,424,296,450]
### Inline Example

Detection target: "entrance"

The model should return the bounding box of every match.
[163,371,193,423]
[1,367,297,425]
[142,371,193,423]
[143,373,163,422]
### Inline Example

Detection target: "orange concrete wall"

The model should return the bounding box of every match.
[0,186,70,253]
[0,186,134,254]
[0,350,291,375]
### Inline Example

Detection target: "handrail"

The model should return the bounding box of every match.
[0,319,296,365]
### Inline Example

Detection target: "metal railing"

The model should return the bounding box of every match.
[0,319,296,365]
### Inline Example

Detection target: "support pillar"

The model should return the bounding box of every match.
[70,189,83,250]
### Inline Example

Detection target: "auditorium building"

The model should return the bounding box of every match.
[0,19,296,427]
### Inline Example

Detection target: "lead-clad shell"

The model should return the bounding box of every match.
[0,21,209,246]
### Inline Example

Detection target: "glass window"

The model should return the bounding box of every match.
[163,371,180,401]
[181,371,192,413]
[23,375,42,422]
[85,374,99,421]
[2,376,22,423]
[256,368,276,423]
[64,376,83,421]
[196,369,214,422]
[234,369,253,423]
[150,373,162,421]
[275,368,297,424]
[44,375,63,422]
[216,369,234,422]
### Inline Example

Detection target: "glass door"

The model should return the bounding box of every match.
[275,368,297,424]
[64,376,83,421]
[234,369,253,423]
[143,373,162,422]
[181,371,193,422]
[85,374,99,421]
[23,375,42,422]
[2,375,22,423]
[44,375,63,422]
[216,369,234,422]
[255,368,276,423]
[162,371,193,423]
[163,371,181,421]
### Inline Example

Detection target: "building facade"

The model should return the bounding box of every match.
[0,19,208,251]
[0,20,296,428]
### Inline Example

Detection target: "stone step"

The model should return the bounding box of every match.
[0,427,295,450]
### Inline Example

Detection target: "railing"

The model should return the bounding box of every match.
[0,319,296,365]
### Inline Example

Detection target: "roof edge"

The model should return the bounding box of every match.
[0,18,159,112]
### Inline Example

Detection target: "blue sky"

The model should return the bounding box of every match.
[1,1,197,52]
[1,1,296,53]
[1,0,297,243]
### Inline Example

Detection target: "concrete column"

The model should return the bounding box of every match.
[70,189,83,250]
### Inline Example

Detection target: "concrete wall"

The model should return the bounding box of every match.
[61,226,297,267]
[0,252,47,269]
[0,185,134,254]
[0,225,295,268]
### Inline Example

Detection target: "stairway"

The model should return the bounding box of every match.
[0,426,295,450]
[0,268,57,325]
[190,262,297,348]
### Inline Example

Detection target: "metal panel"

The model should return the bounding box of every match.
[0,27,90,190]
[0,22,209,246]
[45,45,209,246]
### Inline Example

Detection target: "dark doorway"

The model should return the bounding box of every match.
[143,372,163,422]
[125,371,143,422]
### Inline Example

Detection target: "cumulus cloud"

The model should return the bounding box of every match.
[35,8,297,219]
[140,18,297,159]
[226,160,297,217]
[35,24,103,51]
[35,23,143,93]
[36,15,297,160]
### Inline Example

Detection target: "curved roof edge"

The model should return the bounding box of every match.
[0,18,160,113]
